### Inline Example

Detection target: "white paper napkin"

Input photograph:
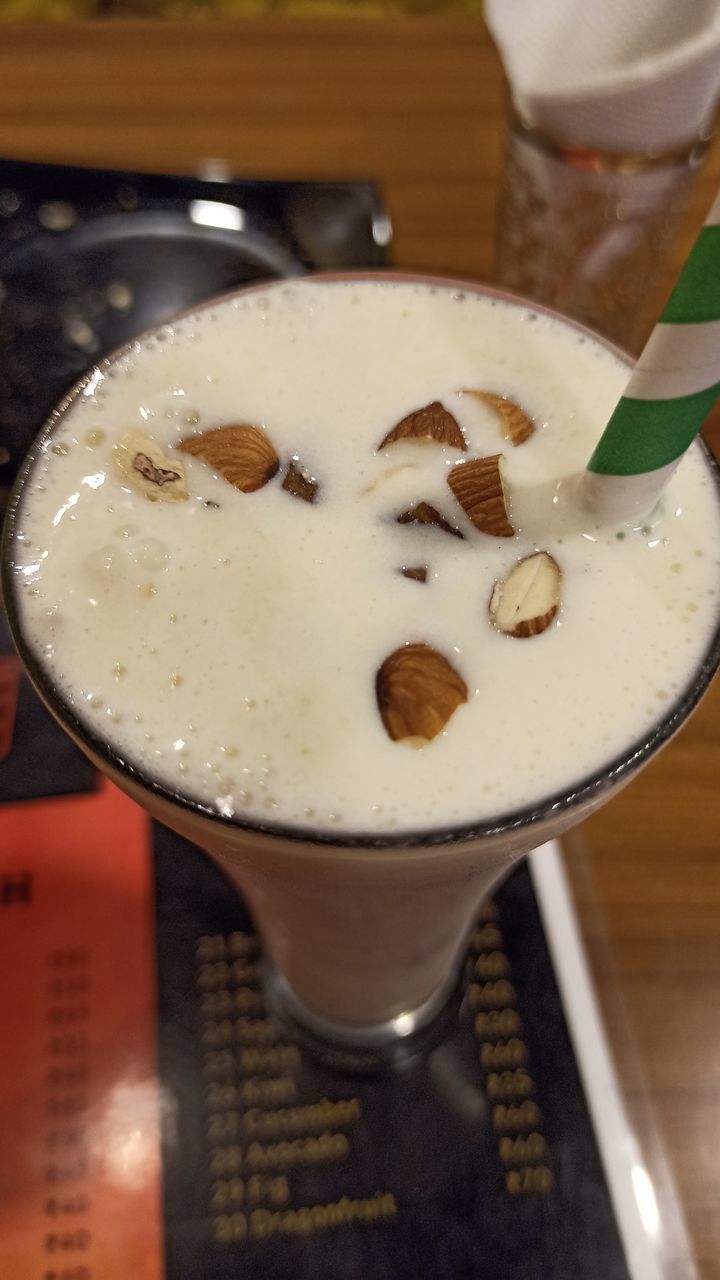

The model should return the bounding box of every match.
[486,0,720,152]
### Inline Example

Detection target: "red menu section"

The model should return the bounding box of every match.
[0,779,164,1280]
[0,653,21,760]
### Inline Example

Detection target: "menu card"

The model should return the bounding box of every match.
[0,611,643,1279]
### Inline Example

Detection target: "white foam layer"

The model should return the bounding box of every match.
[11,280,720,834]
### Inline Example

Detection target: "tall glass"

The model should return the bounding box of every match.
[3,274,719,1067]
[494,110,712,355]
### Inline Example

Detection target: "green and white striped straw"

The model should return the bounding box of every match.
[581,190,720,524]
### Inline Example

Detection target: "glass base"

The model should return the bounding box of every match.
[260,960,469,1075]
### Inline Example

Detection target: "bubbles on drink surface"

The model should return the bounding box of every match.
[9,279,720,834]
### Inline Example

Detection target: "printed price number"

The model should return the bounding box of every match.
[199,988,264,1019]
[474,952,510,981]
[474,1009,522,1041]
[43,1229,91,1253]
[472,923,503,952]
[45,1196,91,1216]
[45,1160,88,1184]
[196,960,258,991]
[505,1165,554,1196]
[498,1133,547,1165]
[47,978,91,998]
[43,1268,92,1280]
[196,932,259,963]
[45,1128,85,1151]
[46,949,90,969]
[467,979,517,1011]
[480,1039,527,1070]
[486,1069,535,1102]
[46,1066,90,1088]
[492,1099,542,1133]
[46,1097,89,1119]
[46,1005,90,1027]
[470,910,555,1201]
[476,899,499,924]
[46,1036,89,1058]
[41,955,94,1280]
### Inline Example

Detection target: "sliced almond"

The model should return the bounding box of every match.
[464,391,535,447]
[376,643,467,744]
[489,552,561,638]
[282,459,318,504]
[448,454,514,537]
[115,431,188,502]
[378,401,466,451]
[399,566,428,583]
[178,424,279,493]
[396,501,464,539]
[360,462,418,496]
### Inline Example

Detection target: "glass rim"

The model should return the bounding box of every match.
[3,270,720,853]
[507,101,716,174]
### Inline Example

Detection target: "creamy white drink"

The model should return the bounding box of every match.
[10,279,720,833]
[6,278,720,1039]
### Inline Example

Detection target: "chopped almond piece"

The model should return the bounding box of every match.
[464,391,535,446]
[115,432,188,502]
[399,566,428,583]
[379,401,466,451]
[396,501,464,539]
[179,424,279,493]
[360,463,418,496]
[448,454,514,537]
[490,552,561,637]
[282,459,318,503]
[376,643,467,744]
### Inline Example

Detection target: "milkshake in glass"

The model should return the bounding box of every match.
[4,277,720,1055]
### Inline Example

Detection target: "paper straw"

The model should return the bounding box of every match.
[581,189,720,524]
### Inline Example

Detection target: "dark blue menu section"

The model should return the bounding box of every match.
[153,824,631,1280]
